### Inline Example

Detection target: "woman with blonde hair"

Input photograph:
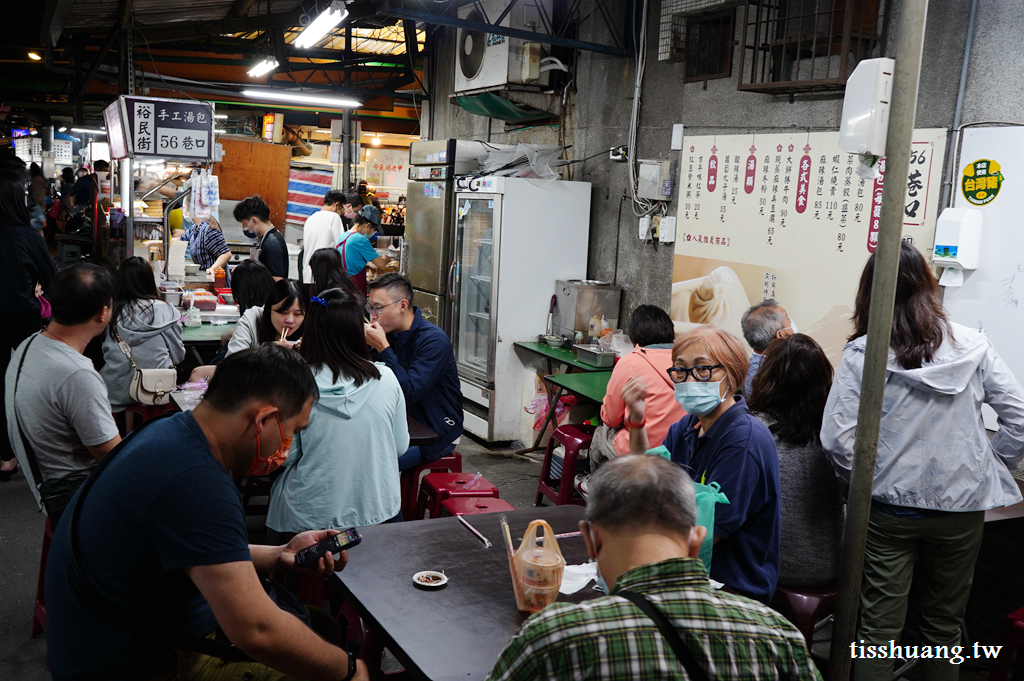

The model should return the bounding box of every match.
[622,324,781,603]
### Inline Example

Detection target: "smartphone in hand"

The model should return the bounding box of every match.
[295,527,362,569]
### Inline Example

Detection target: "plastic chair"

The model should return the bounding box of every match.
[535,424,594,507]
[990,604,1024,681]
[123,403,174,434]
[769,582,838,646]
[415,472,499,520]
[400,452,462,519]
[30,518,54,638]
[441,497,516,517]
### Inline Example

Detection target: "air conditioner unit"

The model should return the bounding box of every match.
[454,0,553,94]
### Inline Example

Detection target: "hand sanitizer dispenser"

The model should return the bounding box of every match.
[932,207,983,287]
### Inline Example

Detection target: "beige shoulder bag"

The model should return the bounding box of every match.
[113,328,176,406]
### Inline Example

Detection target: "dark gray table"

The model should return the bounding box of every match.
[333,505,594,681]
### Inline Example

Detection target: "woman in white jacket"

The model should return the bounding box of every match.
[267,286,409,538]
[821,242,1024,681]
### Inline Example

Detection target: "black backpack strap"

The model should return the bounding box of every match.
[12,335,46,495]
[617,590,709,681]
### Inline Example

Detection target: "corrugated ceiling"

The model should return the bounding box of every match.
[62,0,305,30]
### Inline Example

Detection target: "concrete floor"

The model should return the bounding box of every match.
[0,434,998,680]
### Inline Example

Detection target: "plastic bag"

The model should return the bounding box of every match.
[692,481,729,573]
[508,519,566,613]
[598,330,633,358]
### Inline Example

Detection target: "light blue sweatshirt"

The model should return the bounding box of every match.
[267,363,409,531]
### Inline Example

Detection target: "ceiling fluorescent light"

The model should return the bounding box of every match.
[294,1,349,49]
[214,114,228,119]
[59,126,68,132]
[71,127,106,135]
[247,59,279,78]
[241,89,361,109]
[28,52,41,61]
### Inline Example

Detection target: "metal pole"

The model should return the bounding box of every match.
[121,156,134,262]
[940,0,978,209]
[342,107,352,194]
[826,1,930,680]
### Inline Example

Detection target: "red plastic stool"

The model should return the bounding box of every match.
[30,518,54,638]
[990,604,1024,681]
[400,452,462,519]
[535,424,594,507]
[415,472,499,520]
[769,582,838,646]
[124,403,174,433]
[441,497,516,517]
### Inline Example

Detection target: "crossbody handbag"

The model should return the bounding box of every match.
[12,335,89,524]
[112,327,176,406]
[65,415,314,665]
[617,590,710,681]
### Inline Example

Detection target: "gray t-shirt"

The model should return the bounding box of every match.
[5,333,120,491]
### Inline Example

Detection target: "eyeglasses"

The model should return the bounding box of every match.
[366,300,401,315]
[666,364,724,383]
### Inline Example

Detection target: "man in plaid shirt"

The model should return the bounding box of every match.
[487,456,821,681]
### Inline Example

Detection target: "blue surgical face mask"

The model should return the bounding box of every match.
[242,219,257,239]
[674,380,725,416]
[595,568,610,594]
[586,526,611,594]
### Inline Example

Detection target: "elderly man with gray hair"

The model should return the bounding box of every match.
[487,455,820,681]
[740,299,797,396]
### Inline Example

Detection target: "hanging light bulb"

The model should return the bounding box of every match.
[247,59,280,78]
[294,1,349,49]
[371,134,381,146]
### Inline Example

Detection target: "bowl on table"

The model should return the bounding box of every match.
[184,263,200,275]
[543,335,565,348]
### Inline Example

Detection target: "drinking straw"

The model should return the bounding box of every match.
[457,515,492,548]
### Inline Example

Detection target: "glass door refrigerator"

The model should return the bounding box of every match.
[451,176,592,442]
[404,139,489,335]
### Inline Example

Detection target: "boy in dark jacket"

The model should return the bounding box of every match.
[365,274,463,470]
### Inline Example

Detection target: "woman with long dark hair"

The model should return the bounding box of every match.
[100,257,185,413]
[230,259,275,315]
[821,242,1024,680]
[267,287,409,535]
[308,247,363,300]
[748,334,842,588]
[0,169,56,480]
[226,278,306,356]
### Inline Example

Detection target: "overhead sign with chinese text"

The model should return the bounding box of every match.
[116,96,215,162]
[671,129,946,365]
[364,148,407,189]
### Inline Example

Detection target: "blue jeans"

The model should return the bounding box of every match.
[397,442,457,472]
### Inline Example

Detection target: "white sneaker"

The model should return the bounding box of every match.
[574,473,590,500]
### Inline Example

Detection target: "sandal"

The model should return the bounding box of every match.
[0,461,21,482]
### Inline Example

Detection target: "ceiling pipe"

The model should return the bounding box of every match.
[940,0,979,209]
[77,23,121,98]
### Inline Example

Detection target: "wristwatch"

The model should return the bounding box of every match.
[341,648,358,681]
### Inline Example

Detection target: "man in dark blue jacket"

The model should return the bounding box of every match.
[365,273,463,470]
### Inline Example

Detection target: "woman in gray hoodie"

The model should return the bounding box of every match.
[101,257,185,412]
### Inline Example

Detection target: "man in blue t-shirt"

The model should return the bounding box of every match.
[365,273,463,471]
[45,345,368,681]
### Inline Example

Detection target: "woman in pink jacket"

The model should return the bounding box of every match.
[577,305,683,495]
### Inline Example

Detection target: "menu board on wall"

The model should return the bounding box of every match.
[672,129,946,364]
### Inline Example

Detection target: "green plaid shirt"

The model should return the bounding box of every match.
[487,557,822,681]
